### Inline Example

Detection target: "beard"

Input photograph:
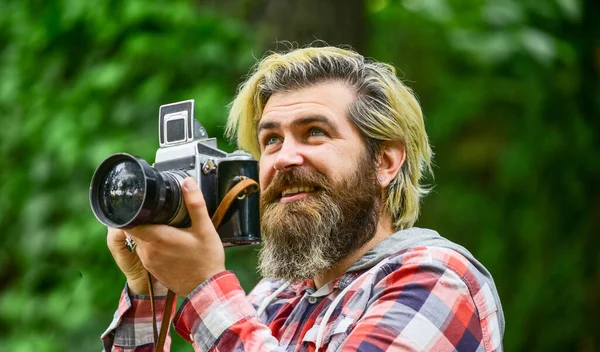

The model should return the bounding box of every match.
[258,153,381,282]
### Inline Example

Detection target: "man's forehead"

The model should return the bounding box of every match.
[258,81,356,128]
[264,81,355,108]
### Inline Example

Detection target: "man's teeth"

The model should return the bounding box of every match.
[281,186,315,197]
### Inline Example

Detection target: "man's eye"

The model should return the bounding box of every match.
[309,128,326,137]
[266,136,281,145]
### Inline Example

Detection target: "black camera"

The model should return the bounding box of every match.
[89,100,261,247]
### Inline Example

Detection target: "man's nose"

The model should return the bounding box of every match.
[273,139,303,171]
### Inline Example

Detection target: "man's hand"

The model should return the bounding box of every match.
[107,227,167,295]
[120,177,226,297]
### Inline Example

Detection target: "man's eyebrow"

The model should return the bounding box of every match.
[258,115,336,132]
[257,120,280,132]
[292,115,335,129]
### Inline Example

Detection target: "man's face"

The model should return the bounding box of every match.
[256,81,381,282]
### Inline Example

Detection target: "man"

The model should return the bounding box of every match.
[102,47,504,351]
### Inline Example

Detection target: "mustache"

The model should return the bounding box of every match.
[261,169,333,205]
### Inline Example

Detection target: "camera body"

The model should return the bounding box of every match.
[155,100,260,246]
[89,100,260,247]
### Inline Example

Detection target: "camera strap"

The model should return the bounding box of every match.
[149,177,260,352]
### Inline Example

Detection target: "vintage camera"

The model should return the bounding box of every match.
[89,100,260,247]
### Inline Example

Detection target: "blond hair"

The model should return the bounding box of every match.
[226,46,433,230]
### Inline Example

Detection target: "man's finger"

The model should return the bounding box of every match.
[125,224,170,243]
[182,177,213,234]
[107,227,126,242]
[107,228,131,252]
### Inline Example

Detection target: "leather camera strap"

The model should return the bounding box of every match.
[148,177,259,352]
[211,177,260,230]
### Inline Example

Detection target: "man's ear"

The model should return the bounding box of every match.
[376,141,406,188]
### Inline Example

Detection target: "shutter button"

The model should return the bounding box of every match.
[307,296,318,304]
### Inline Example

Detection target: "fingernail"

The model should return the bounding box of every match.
[183,177,199,191]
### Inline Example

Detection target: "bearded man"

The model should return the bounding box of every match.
[101,47,505,351]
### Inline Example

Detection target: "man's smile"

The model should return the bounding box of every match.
[280,185,317,203]
[281,185,315,197]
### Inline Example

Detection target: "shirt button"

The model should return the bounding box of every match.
[307,296,318,304]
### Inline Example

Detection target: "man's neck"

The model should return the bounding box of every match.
[313,216,395,289]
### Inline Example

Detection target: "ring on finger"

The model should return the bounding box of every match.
[125,236,137,253]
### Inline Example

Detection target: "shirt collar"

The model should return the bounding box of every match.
[297,269,367,298]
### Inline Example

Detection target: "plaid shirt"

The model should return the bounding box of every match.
[102,246,503,351]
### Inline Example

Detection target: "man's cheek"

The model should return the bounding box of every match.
[258,159,275,186]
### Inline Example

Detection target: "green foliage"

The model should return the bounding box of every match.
[0,1,257,350]
[0,0,597,351]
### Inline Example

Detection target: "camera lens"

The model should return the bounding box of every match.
[98,160,145,225]
[90,153,187,229]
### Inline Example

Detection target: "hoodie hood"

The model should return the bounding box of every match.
[348,227,505,334]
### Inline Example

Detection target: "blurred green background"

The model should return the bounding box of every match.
[0,0,598,351]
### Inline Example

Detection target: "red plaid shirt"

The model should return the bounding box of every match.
[102,246,503,351]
